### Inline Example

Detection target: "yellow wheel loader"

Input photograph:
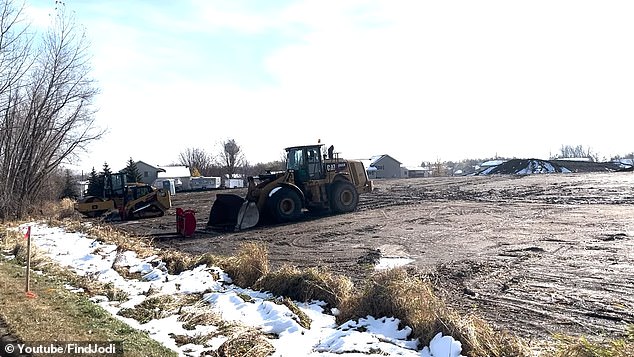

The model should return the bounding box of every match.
[74,172,172,220]
[207,144,373,231]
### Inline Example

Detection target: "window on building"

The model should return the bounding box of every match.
[144,171,148,177]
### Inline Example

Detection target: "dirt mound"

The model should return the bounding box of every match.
[478,159,625,175]
[551,160,624,173]
[477,159,570,175]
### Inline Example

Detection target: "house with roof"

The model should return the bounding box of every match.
[404,165,431,178]
[364,154,405,179]
[135,161,166,186]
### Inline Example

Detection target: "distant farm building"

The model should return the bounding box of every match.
[135,161,166,186]
[404,166,431,178]
[362,155,405,179]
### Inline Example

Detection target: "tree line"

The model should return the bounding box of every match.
[79,140,286,199]
[0,1,102,220]
[177,139,285,180]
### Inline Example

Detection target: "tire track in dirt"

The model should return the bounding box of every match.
[431,225,634,339]
[111,172,634,342]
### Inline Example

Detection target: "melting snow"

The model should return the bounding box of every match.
[9,223,465,357]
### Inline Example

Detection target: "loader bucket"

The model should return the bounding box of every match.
[208,194,259,231]
[236,201,259,230]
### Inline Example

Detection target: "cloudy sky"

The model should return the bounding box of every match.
[24,0,634,172]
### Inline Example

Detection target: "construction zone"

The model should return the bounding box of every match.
[98,168,634,345]
[208,144,373,231]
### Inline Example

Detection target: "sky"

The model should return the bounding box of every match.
[21,0,634,172]
[8,222,462,357]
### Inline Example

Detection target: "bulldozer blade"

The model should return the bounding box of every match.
[208,194,248,231]
[236,201,259,230]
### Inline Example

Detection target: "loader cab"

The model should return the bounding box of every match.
[286,145,325,182]
[104,173,127,200]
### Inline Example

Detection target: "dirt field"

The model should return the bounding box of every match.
[109,171,634,343]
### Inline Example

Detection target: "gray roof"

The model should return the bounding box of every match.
[369,154,402,166]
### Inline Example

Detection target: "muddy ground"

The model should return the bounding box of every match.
[109,172,634,344]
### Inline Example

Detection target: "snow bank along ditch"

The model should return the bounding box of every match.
[5,223,464,357]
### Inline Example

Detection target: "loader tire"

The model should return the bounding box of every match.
[330,180,359,213]
[268,187,302,223]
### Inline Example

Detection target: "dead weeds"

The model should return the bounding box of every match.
[548,331,634,357]
[337,268,530,357]
[220,242,269,287]
[118,294,177,324]
[254,264,353,309]
[178,301,221,330]
[215,329,275,357]
[0,211,538,356]
[274,297,312,329]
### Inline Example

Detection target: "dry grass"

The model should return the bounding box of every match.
[178,301,221,330]
[118,294,177,324]
[170,331,216,347]
[38,198,77,221]
[275,297,312,329]
[193,252,224,269]
[0,205,541,356]
[254,264,353,308]
[220,242,270,287]
[337,268,529,357]
[215,329,275,357]
[160,249,195,274]
[548,331,634,357]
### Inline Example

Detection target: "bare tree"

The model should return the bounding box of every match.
[0,3,102,219]
[178,147,212,176]
[245,159,286,177]
[0,1,32,107]
[218,139,244,179]
[553,145,598,162]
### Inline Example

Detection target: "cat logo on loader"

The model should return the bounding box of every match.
[207,144,373,231]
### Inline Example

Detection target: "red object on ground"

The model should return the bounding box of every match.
[176,208,196,238]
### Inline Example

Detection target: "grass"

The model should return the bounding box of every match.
[118,295,176,324]
[219,242,270,287]
[548,332,634,357]
[215,329,275,357]
[337,268,530,357]
[178,301,221,330]
[0,256,176,357]
[254,264,353,308]
[274,297,312,329]
[5,207,632,357]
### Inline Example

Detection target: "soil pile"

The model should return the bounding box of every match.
[477,159,569,175]
[478,159,624,175]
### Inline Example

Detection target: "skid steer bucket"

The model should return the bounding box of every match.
[207,194,259,231]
